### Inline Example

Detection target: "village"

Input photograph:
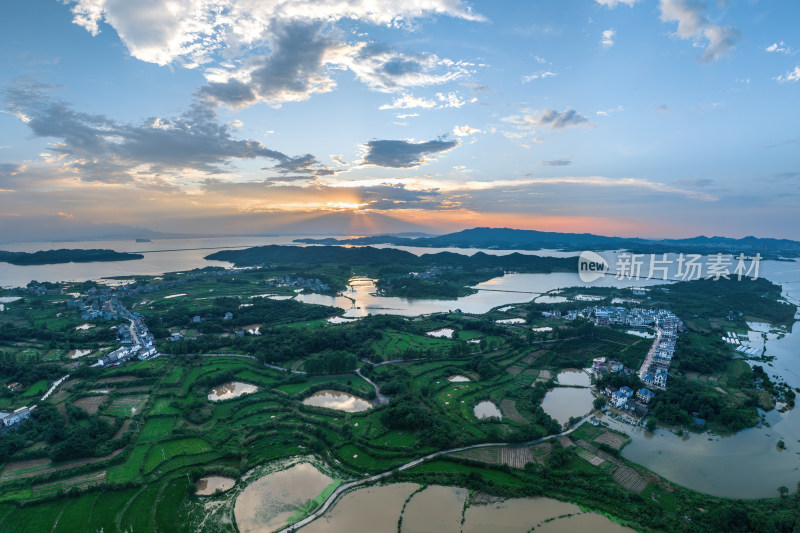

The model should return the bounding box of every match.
[538,303,685,424]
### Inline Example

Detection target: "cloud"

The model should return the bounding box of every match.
[361,138,458,168]
[503,109,590,133]
[347,44,474,93]
[67,0,485,67]
[453,125,482,137]
[595,0,640,7]
[197,21,346,107]
[521,71,556,83]
[596,105,624,116]
[601,29,616,48]
[658,0,740,63]
[766,41,793,55]
[539,159,572,167]
[775,66,800,84]
[3,81,321,181]
[379,93,437,110]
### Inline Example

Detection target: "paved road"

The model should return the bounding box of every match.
[275,414,593,533]
[354,368,388,405]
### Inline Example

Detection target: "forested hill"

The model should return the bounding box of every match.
[293,227,800,258]
[205,244,576,272]
[0,249,144,265]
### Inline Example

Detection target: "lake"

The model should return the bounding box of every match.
[296,273,668,318]
[609,260,800,498]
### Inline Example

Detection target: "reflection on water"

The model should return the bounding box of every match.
[208,382,259,401]
[196,475,236,495]
[541,387,594,425]
[427,328,454,338]
[297,273,668,318]
[474,401,502,419]
[302,390,373,412]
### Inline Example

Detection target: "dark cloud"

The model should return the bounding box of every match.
[197,22,338,107]
[3,81,317,181]
[536,109,588,129]
[539,159,572,167]
[362,139,458,168]
[358,184,448,210]
[264,153,335,177]
[196,79,257,108]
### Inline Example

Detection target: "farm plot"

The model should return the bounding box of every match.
[613,465,648,493]
[106,395,148,417]
[499,446,533,469]
[577,448,606,466]
[593,430,628,450]
[499,399,529,424]
[31,471,106,499]
[143,438,213,473]
[450,447,501,465]
[73,395,106,415]
[138,417,175,442]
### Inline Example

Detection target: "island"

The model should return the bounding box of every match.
[0,248,144,265]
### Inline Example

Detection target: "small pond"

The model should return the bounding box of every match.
[555,369,591,387]
[302,390,373,412]
[208,382,259,401]
[495,318,526,325]
[427,328,454,338]
[447,375,471,382]
[541,387,594,425]
[196,475,236,495]
[474,401,502,419]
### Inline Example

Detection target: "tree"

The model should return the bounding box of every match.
[778,485,789,498]
[646,418,658,432]
[593,397,606,410]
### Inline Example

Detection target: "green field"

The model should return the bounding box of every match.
[143,439,213,473]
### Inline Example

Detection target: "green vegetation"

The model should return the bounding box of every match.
[0,259,797,533]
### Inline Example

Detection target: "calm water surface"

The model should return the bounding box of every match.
[612,260,800,498]
[302,390,373,412]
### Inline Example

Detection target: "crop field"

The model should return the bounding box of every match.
[371,329,454,357]
[593,431,628,451]
[138,417,176,442]
[105,395,149,417]
[613,465,648,494]
[107,445,149,484]
[73,395,106,415]
[143,438,213,473]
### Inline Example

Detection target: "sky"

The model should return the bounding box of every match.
[0,0,798,241]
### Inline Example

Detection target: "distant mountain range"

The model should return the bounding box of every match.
[294,227,800,258]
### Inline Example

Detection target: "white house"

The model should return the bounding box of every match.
[612,390,628,408]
